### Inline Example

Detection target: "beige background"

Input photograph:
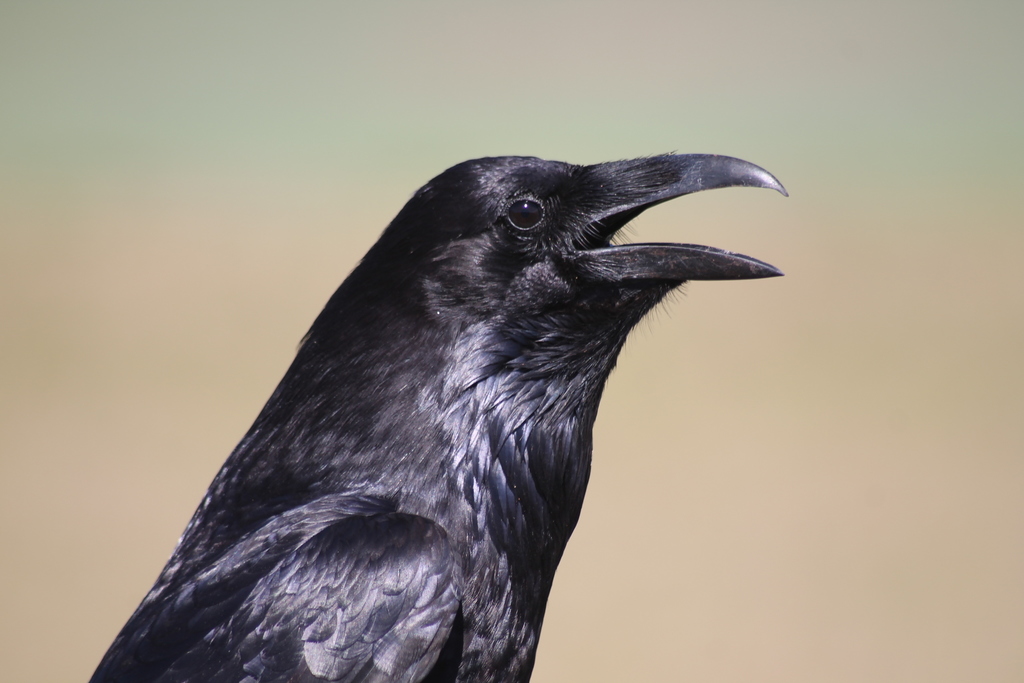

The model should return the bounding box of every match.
[2,2,1022,681]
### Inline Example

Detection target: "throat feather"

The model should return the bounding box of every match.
[434,327,596,558]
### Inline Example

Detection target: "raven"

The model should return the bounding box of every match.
[90,154,786,683]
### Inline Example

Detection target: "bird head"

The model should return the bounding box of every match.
[344,154,785,347]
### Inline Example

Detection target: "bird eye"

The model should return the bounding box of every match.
[507,199,543,230]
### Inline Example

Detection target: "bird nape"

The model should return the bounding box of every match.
[90,154,786,683]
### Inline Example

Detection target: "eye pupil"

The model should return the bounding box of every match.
[507,200,543,229]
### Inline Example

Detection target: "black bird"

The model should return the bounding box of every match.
[90,154,786,683]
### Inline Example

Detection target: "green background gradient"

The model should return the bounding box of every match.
[2,2,1022,681]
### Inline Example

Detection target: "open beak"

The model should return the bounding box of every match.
[570,154,786,283]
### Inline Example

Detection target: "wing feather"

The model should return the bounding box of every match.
[91,498,461,683]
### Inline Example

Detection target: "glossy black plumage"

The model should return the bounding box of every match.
[90,154,785,683]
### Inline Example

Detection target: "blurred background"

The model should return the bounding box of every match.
[1,2,1021,681]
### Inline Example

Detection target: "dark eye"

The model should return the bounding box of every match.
[507,199,543,230]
